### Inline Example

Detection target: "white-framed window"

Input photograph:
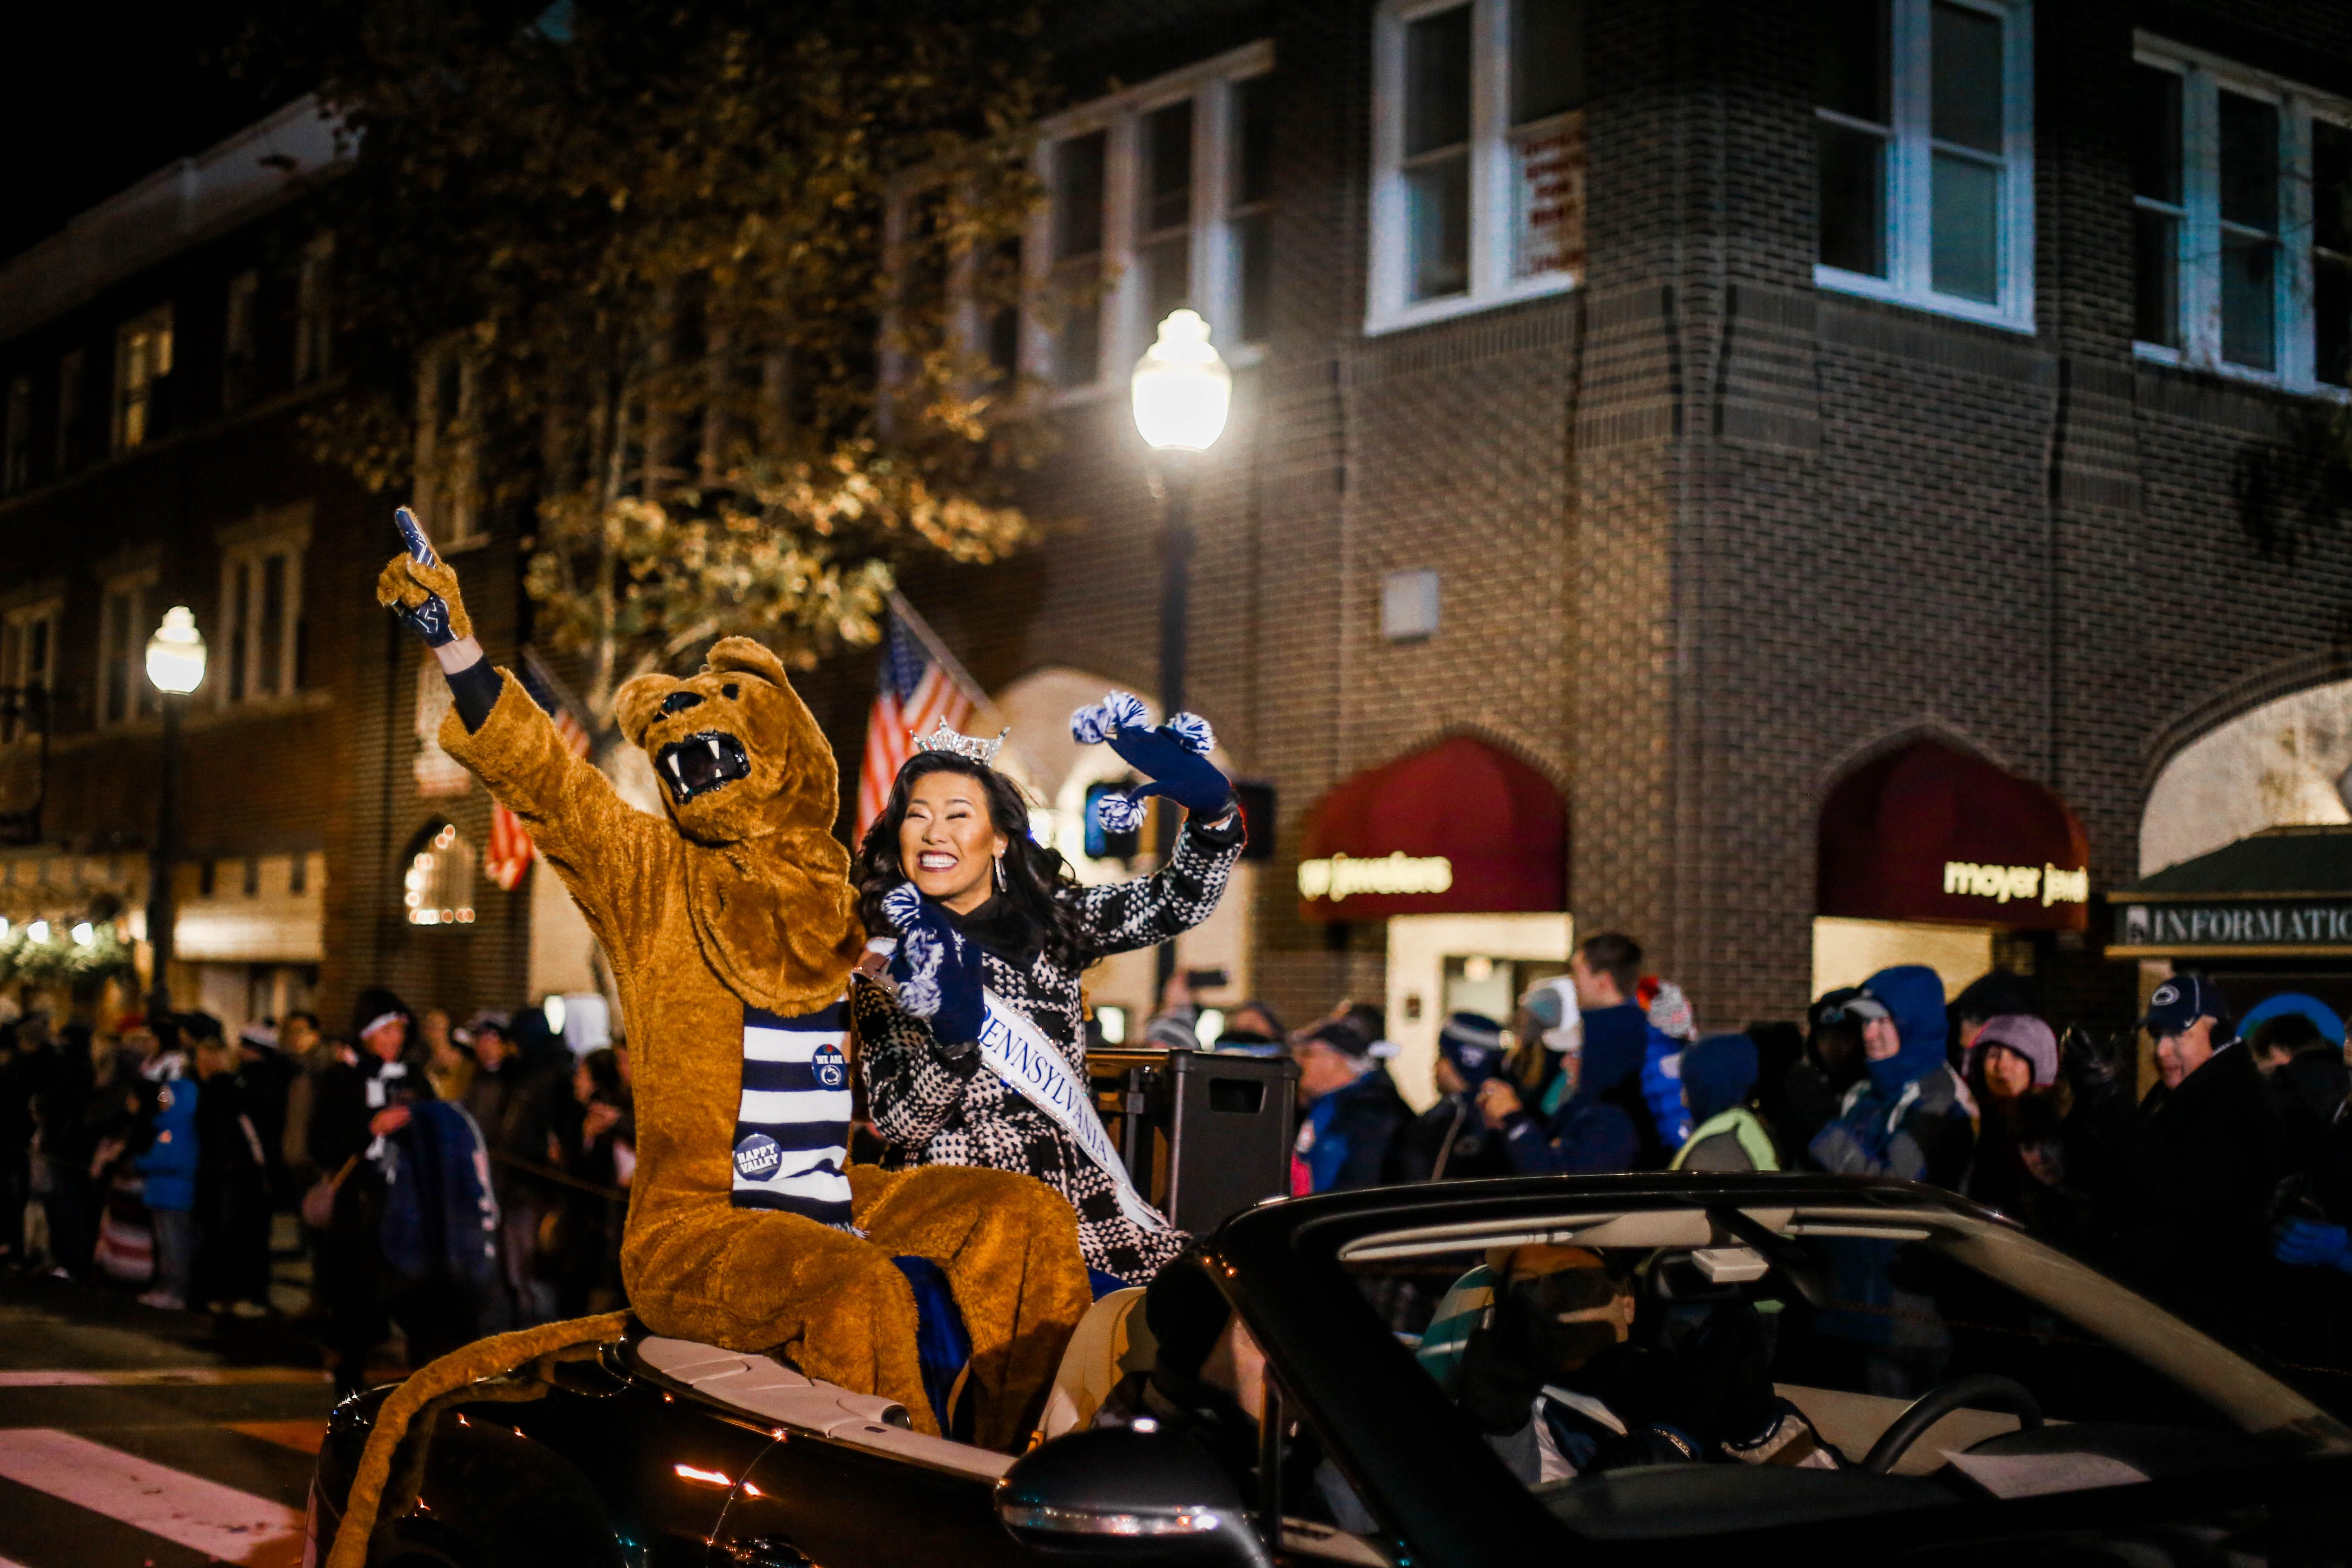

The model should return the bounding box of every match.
[215,516,308,706]
[97,570,160,728]
[412,341,486,548]
[1366,0,1584,334]
[2133,39,2352,392]
[223,269,259,412]
[0,599,60,744]
[1814,0,2035,332]
[112,305,175,452]
[1022,42,1276,394]
[2,376,29,494]
[294,233,334,385]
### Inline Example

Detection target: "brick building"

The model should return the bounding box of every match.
[10,2,2352,1093]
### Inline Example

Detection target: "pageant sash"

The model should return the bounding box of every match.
[974,988,1168,1233]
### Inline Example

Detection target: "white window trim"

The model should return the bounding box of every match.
[97,568,161,729]
[214,511,312,709]
[294,232,334,385]
[2133,35,2352,399]
[112,303,175,453]
[0,598,61,688]
[1021,41,1275,402]
[1366,0,1583,336]
[1813,0,2037,335]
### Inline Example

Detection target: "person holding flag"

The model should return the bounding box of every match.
[849,691,1245,1289]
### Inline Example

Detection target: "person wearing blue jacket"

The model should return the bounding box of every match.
[1478,937,1665,1174]
[1806,965,1975,1189]
[134,1040,200,1311]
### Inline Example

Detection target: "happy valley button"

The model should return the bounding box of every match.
[734,1133,782,1180]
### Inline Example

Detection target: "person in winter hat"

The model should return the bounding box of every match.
[1671,1034,1778,1172]
[1962,1013,2066,1225]
[1806,966,1973,1190]
[1290,1018,1411,1194]
[1397,1012,1512,1182]
[1639,979,1698,1151]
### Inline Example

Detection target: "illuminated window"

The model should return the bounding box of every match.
[113,305,174,452]
[403,822,478,927]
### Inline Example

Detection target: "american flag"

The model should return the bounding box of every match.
[856,606,975,839]
[487,653,592,891]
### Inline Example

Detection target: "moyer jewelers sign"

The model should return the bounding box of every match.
[2110,898,2352,957]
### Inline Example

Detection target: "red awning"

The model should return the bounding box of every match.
[1298,736,1566,920]
[1818,739,2089,931]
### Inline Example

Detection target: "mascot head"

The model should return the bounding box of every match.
[615,637,836,848]
[615,636,862,1014]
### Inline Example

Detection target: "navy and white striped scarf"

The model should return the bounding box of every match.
[729,997,853,1228]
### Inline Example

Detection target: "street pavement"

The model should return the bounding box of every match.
[0,1271,335,1568]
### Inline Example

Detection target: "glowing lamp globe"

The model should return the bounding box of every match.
[146,606,207,695]
[1130,310,1232,452]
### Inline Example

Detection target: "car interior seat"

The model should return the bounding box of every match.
[1033,1285,1156,1442]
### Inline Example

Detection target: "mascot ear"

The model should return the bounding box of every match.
[705,636,790,688]
[615,674,679,750]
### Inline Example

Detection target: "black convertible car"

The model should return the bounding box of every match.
[308,1174,2352,1566]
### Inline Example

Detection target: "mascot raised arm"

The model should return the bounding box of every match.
[366,519,1089,1449]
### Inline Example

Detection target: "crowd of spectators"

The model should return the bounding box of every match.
[0,986,634,1395]
[1182,932,2352,1389]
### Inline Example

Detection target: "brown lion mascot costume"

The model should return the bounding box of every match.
[328,532,1089,1567]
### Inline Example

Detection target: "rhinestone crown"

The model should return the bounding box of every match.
[910,719,1007,767]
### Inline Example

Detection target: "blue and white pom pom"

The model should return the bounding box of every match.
[880,882,924,934]
[898,928,944,1020]
[1092,791,1149,834]
[1070,690,1151,744]
[1167,711,1215,755]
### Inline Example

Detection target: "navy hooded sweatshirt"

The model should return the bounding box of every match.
[1807,964,1974,1189]
[1501,1005,1664,1174]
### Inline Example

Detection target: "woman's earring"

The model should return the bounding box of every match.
[994,853,1007,892]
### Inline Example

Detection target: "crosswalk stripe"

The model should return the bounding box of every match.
[0,1368,325,1388]
[0,1429,303,1567]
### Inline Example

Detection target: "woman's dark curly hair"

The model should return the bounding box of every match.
[855,751,1091,970]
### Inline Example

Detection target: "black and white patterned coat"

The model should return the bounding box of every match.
[851,811,1246,1284]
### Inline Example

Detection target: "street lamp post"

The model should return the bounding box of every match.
[1131,309,1232,996]
[143,606,207,1019]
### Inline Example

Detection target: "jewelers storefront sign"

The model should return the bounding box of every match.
[2111,899,2352,954]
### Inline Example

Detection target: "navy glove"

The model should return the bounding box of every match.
[1071,691,1234,831]
[880,884,986,1050]
[2273,1218,2352,1274]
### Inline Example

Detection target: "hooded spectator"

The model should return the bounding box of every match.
[1962,1013,2065,1222]
[1639,980,1698,1151]
[1771,988,1867,1158]
[1807,965,1974,1189]
[1951,970,2038,1071]
[1672,1033,1777,1172]
[133,1032,200,1311]
[1479,944,1664,1175]
[1289,1019,1410,1194]
[1397,1012,1513,1183]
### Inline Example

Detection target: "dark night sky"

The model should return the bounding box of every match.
[2,7,301,265]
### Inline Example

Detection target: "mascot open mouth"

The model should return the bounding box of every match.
[656,731,751,804]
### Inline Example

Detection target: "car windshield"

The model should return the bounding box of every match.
[1339,1199,2352,1537]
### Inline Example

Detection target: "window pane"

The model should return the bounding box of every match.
[1050,280,1100,388]
[1931,151,1999,302]
[261,554,286,697]
[1141,100,1192,235]
[230,563,251,702]
[1816,0,1890,125]
[1232,209,1271,342]
[985,239,1022,380]
[1931,2,2003,154]
[1139,235,1192,331]
[1512,0,1583,126]
[1232,75,1274,207]
[2132,65,2183,204]
[1051,131,1106,261]
[103,594,126,724]
[2217,92,2278,233]
[2319,254,2352,388]
[2133,207,2180,348]
[1406,151,1472,300]
[2316,120,2352,256]
[1405,5,1473,157]
[1513,117,1584,277]
[1817,121,1888,276]
[2221,231,2277,370]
